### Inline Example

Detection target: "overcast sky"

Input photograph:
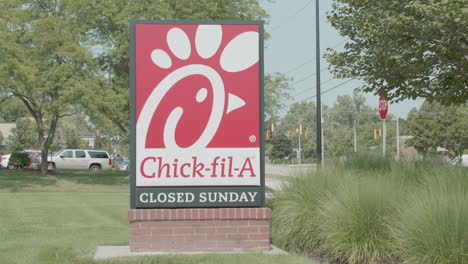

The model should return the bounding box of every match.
[261,0,424,118]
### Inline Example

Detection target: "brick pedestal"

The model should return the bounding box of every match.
[128,208,271,253]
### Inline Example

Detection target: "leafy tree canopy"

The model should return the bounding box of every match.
[328,91,378,128]
[326,0,467,105]
[407,101,467,159]
[0,98,29,122]
[79,0,270,135]
[9,118,39,151]
[437,105,468,160]
[281,101,317,135]
[264,73,291,122]
[327,127,353,157]
[0,0,98,174]
[269,133,292,162]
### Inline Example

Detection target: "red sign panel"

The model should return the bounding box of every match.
[379,94,388,120]
[134,22,261,188]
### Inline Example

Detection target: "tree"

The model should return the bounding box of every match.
[400,108,419,135]
[406,102,445,159]
[406,102,467,161]
[0,0,97,174]
[324,92,386,157]
[79,0,270,135]
[281,101,317,136]
[264,73,291,122]
[269,134,292,163]
[327,128,353,157]
[328,91,378,128]
[326,0,468,105]
[60,115,93,149]
[281,101,317,160]
[302,139,317,160]
[8,118,38,151]
[438,106,468,162]
[0,98,28,122]
[65,129,81,149]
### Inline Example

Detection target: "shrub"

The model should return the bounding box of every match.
[271,167,348,253]
[393,171,468,264]
[8,152,30,169]
[316,177,401,264]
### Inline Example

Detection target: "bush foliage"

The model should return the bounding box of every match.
[8,152,30,169]
[271,154,468,264]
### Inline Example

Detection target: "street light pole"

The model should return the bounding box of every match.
[315,0,322,166]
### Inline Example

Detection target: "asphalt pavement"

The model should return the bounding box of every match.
[264,163,315,192]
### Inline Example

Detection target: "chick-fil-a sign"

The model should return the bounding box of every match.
[130,21,264,208]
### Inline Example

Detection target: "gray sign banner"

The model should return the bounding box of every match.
[135,186,262,208]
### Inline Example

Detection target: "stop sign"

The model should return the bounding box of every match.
[379,94,388,120]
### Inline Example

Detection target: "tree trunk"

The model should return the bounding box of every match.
[37,118,47,175]
[39,113,59,175]
[15,96,61,175]
[455,151,462,165]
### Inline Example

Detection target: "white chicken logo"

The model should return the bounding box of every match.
[137,25,259,150]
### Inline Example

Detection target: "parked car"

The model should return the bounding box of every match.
[0,154,11,168]
[23,149,41,168]
[1,150,41,169]
[115,161,130,171]
[449,154,468,167]
[41,149,112,170]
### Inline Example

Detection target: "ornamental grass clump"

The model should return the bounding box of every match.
[384,160,447,194]
[342,153,392,173]
[392,168,468,264]
[316,177,401,264]
[271,156,467,263]
[271,167,347,253]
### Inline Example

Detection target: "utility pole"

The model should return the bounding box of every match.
[396,118,400,160]
[378,94,388,157]
[382,119,386,157]
[353,120,357,153]
[298,132,302,165]
[315,0,322,166]
[298,122,302,165]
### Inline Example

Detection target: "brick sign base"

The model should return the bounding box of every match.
[128,208,271,253]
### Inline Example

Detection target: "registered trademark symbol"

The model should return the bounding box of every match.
[249,135,257,142]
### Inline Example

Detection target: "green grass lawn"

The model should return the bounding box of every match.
[0,168,317,264]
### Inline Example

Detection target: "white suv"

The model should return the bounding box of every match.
[47,149,112,170]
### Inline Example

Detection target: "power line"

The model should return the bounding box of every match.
[305,79,354,100]
[330,39,347,50]
[269,0,314,32]
[285,58,315,75]
[287,65,337,98]
[290,76,336,98]
[281,79,355,109]
[287,62,331,87]
[289,72,316,87]
[282,40,347,76]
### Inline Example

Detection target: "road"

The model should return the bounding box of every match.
[265,163,315,177]
[265,164,315,192]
